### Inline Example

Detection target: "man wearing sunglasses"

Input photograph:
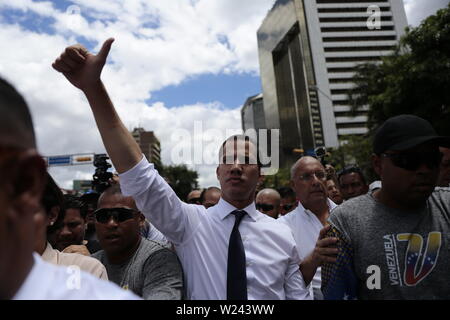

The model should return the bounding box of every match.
[91,184,183,299]
[52,39,310,300]
[0,77,138,300]
[277,187,298,216]
[255,188,281,219]
[322,115,450,300]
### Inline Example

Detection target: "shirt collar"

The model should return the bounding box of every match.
[297,198,337,217]
[216,198,259,222]
[41,242,57,264]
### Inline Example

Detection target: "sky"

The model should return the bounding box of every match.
[0,0,448,190]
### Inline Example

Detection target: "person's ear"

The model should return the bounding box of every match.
[372,154,382,178]
[138,213,145,227]
[10,152,46,218]
[48,205,59,226]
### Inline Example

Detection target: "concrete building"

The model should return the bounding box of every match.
[257,0,408,166]
[131,128,162,170]
[241,93,266,132]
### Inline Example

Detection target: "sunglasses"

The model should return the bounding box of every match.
[187,197,201,204]
[381,152,443,171]
[94,207,137,224]
[256,203,274,212]
[281,204,295,211]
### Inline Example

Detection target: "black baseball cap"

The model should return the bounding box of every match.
[373,115,450,154]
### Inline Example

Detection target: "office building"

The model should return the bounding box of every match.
[131,128,162,170]
[257,0,408,166]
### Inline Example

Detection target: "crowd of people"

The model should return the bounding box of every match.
[1,38,450,300]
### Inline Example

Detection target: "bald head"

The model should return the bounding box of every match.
[256,188,281,219]
[98,184,138,210]
[0,77,36,149]
[290,156,324,179]
[290,156,328,211]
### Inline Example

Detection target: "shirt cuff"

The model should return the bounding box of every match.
[118,154,154,196]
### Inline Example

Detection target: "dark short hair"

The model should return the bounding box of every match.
[337,165,367,186]
[277,187,296,200]
[63,194,86,219]
[0,77,36,149]
[218,134,262,167]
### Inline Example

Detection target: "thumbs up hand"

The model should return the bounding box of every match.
[52,38,114,91]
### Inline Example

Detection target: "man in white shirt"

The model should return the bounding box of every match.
[52,38,311,300]
[278,156,339,299]
[0,77,138,300]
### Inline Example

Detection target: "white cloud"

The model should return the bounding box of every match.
[1,0,447,190]
[0,0,268,189]
[403,0,449,26]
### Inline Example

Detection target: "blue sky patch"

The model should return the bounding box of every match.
[148,73,262,109]
[0,8,56,35]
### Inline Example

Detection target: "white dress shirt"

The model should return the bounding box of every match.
[278,199,337,298]
[119,156,311,300]
[13,253,140,300]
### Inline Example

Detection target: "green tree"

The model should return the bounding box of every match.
[161,164,199,201]
[348,3,450,135]
[327,135,377,183]
[259,167,291,190]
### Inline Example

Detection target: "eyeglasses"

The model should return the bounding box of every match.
[381,152,443,171]
[297,171,326,182]
[94,207,137,224]
[256,203,274,212]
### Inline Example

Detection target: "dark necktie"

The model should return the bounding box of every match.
[227,210,248,300]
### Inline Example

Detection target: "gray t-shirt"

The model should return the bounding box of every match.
[325,188,450,299]
[93,238,184,300]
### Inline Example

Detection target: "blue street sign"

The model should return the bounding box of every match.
[48,155,71,166]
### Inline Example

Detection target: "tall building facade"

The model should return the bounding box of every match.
[131,128,162,170]
[257,0,408,166]
[241,93,266,132]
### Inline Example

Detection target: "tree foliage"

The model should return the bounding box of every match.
[161,164,199,201]
[259,167,291,190]
[348,3,450,135]
[327,135,377,184]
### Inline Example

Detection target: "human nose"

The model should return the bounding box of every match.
[59,225,71,237]
[230,162,243,174]
[105,215,119,227]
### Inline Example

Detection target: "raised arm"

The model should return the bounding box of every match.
[52,38,141,173]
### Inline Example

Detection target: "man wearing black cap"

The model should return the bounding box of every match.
[322,115,450,300]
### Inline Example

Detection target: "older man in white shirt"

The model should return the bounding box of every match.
[52,38,311,300]
[278,156,339,299]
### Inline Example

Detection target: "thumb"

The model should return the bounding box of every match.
[319,224,331,240]
[97,38,114,61]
